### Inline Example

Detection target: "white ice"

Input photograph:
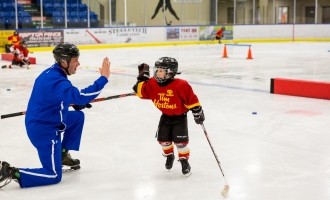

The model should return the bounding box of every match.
[1,42,330,200]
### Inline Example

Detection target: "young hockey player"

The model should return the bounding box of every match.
[132,57,205,176]
[0,43,111,189]
[5,31,21,53]
[2,40,30,69]
[213,26,226,43]
[8,31,21,45]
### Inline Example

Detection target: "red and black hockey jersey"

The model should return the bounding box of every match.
[135,78,201,116]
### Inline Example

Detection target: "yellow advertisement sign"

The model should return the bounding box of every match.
[0,30,15,53]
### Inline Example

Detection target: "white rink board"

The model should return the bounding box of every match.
[63,27,166,44]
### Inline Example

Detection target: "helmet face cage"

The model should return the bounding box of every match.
[153,57,178,83]
[53,43,80,63]
[153,66,171,83]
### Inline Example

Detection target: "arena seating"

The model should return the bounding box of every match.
[0,0,99,29]
[0,3,33,29]
[37,0,99,27]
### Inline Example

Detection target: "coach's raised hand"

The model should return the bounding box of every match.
[100,57,110,79]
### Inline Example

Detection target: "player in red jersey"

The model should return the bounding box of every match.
[2,40,30,69]
[5,31,21,53]
[132,57,205,176]
[213,26,225,43]
[8,31,21,46]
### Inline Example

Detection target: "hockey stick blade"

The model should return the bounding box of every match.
[165,15,172,26]
[1,92,136,119]
[201,123,230,198]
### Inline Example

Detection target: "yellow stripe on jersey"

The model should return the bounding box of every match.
[136,82,144,98]
[185,102,201,110]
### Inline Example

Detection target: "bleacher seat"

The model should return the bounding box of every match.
[53,16,65,26]
[79,4,87,11]
[35,0,99,28]
[19,16,33,27]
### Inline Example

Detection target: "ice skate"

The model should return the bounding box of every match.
[62,150,80,171]
[2,65,13,69]
[0,161,17,188]
[165,154,175,170]
[179,158,191,176]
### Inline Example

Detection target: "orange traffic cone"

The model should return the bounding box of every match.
[247,47,253,59]
[222,45,228,58]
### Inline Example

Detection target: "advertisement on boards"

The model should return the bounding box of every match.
[64,27,165,44]
[166,27,199,41]
[0,30,15,53]
[19,30,64,47]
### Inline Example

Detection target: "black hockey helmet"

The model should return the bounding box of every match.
[20,39,28,48]
[154,57,179,83]
[14,31,18,35]
[20,40,27,45]
[53,42,80,63]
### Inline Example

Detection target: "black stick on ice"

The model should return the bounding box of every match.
[1,92,136,119]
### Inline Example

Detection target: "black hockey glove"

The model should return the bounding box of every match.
[137,63,150,81]
[191,106,205,125]
[72,103,92,111]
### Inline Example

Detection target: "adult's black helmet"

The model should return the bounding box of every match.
[53,42,80,63]
[154,57,178,83]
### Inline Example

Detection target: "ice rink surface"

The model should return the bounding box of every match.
[0,42,330,200]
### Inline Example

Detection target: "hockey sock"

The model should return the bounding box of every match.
[159,141,174,156]
[175,142,190,159]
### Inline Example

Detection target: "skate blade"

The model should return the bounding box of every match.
[62,165,80,172]
[183,171,192,177]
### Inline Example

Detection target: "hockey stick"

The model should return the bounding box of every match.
[164,15,172,26]
[201,123,230,198]
[1,92,136,119]
[161,0,172,26]
[89,92,135,103]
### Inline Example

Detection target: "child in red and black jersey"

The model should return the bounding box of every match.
[213,26,225,43]
[8,31,21,46]
[132,57,205,176]
[5,31,21,53]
